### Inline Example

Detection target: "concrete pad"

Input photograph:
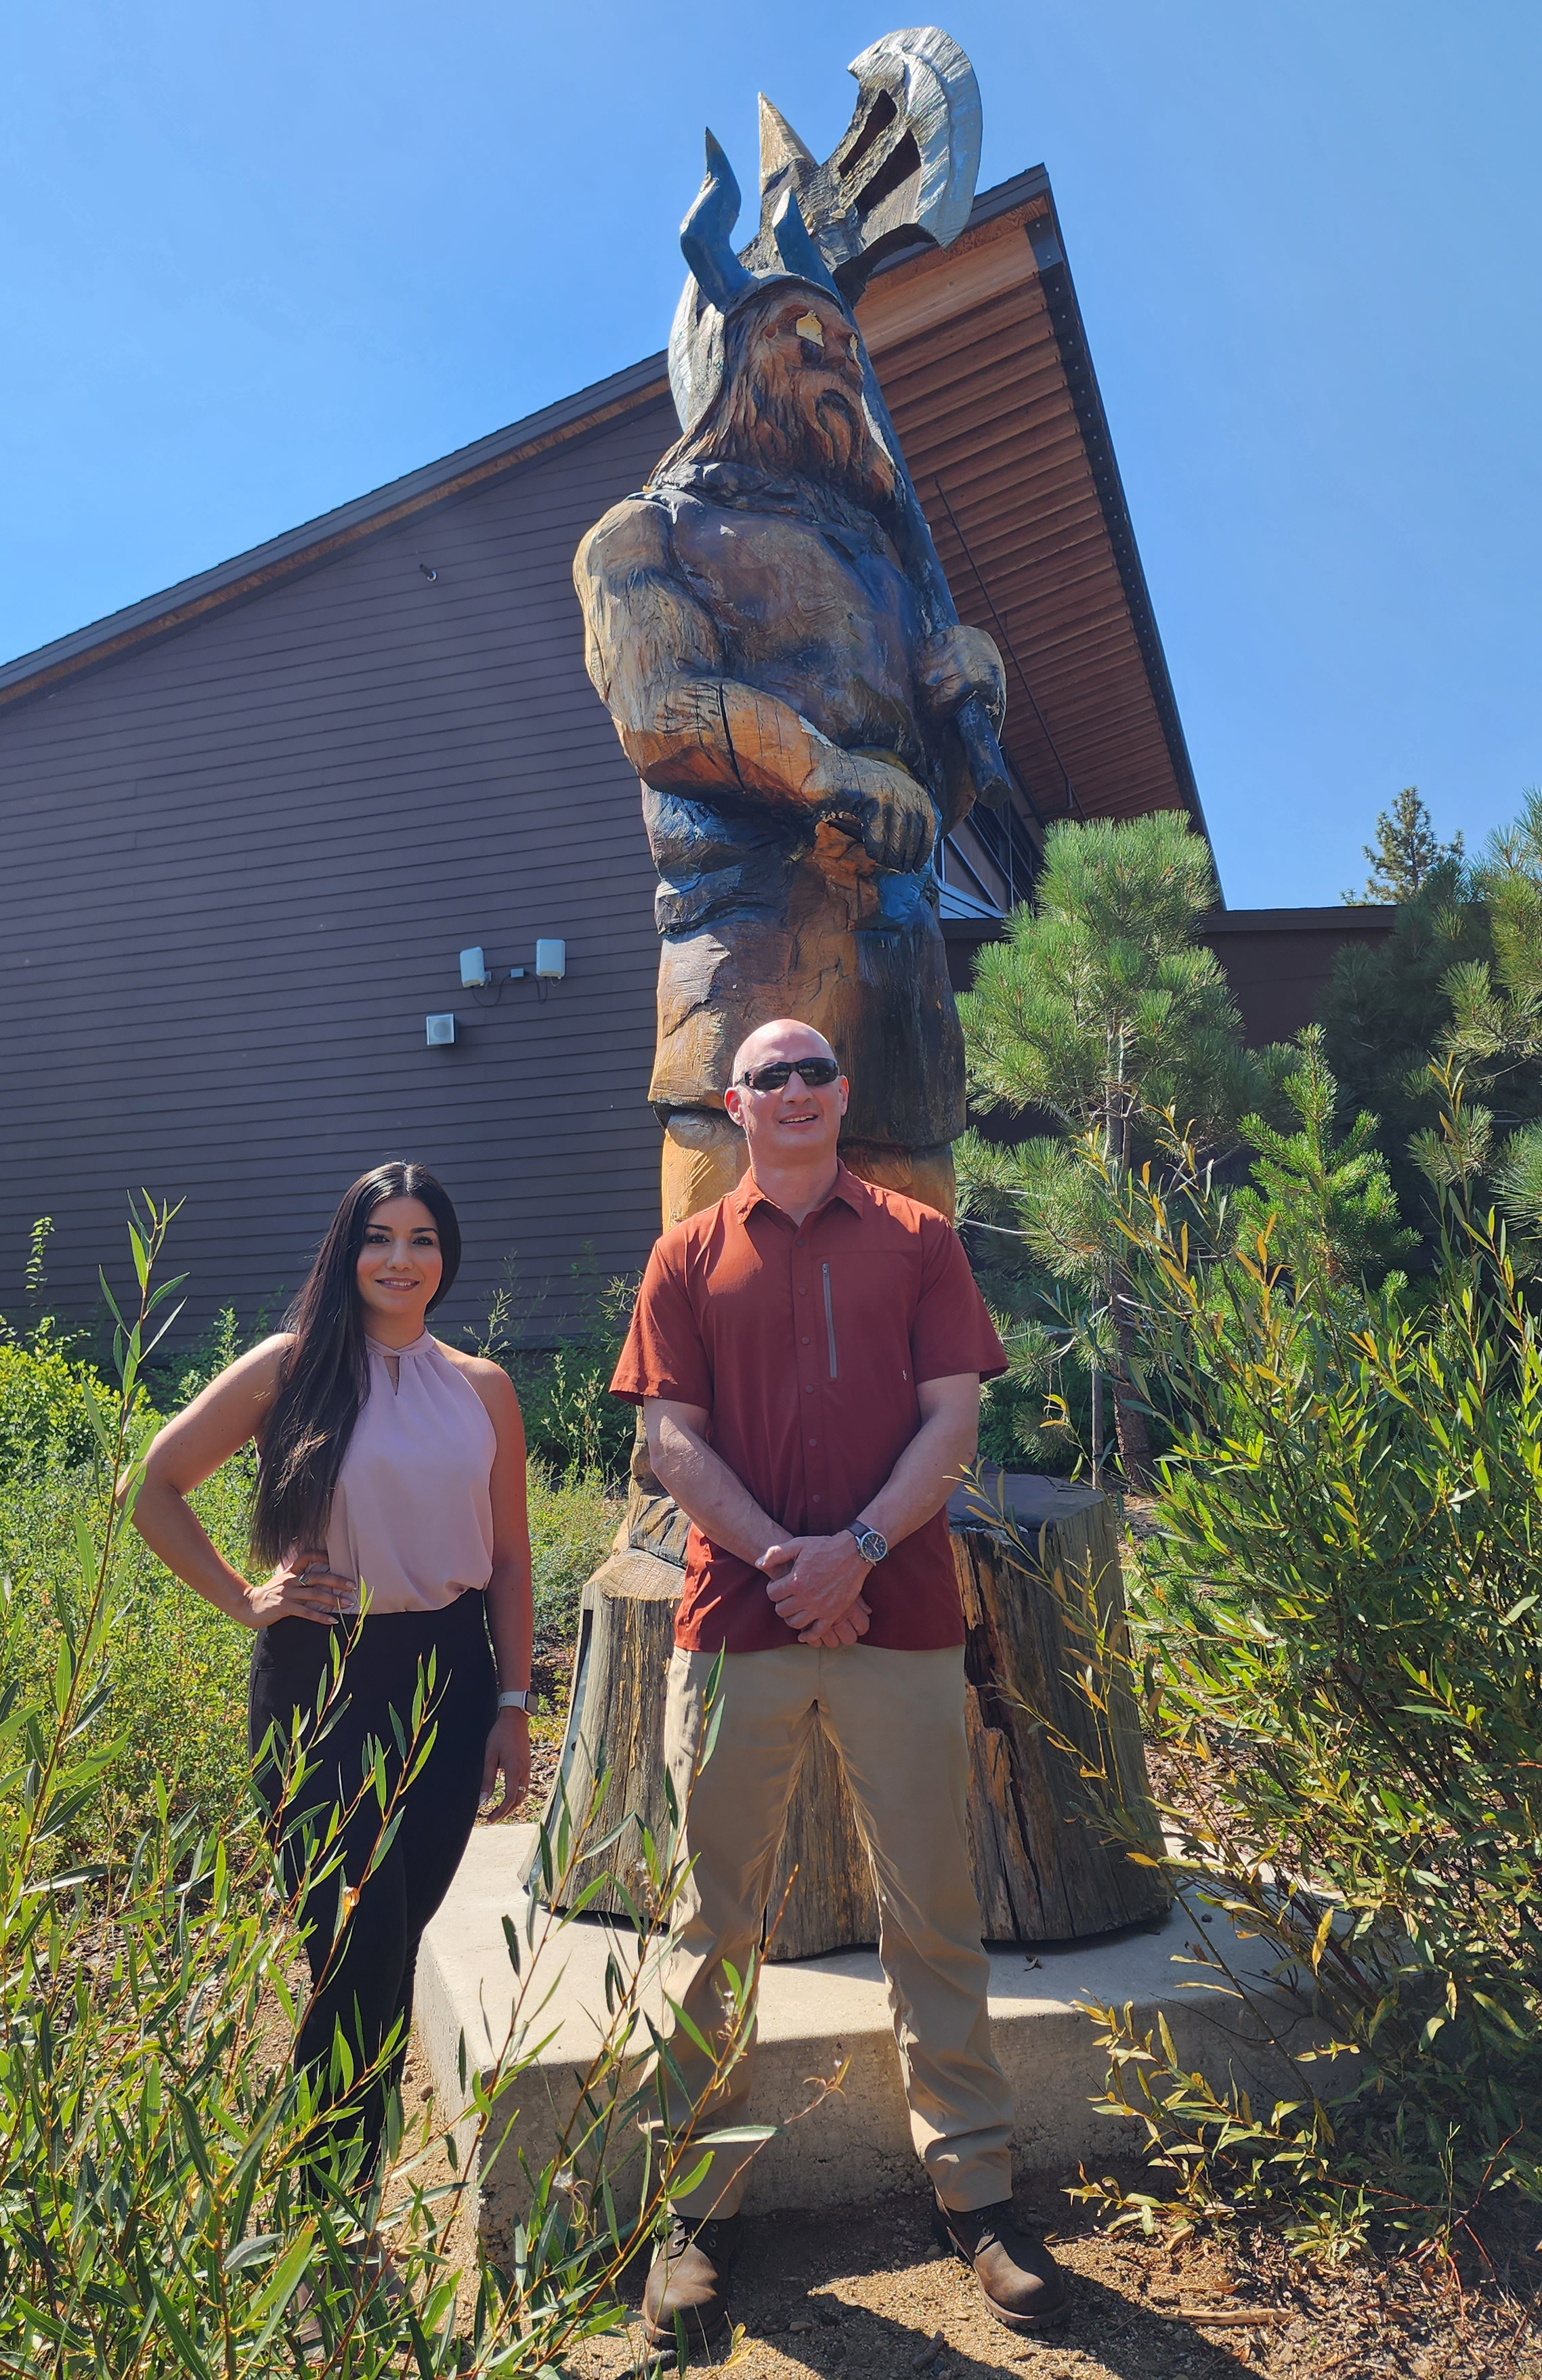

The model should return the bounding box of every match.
[417,1826,1316,2257]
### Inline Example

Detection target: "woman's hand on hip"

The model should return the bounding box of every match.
[481,1709,532,1823]
[235,1550,354,1629]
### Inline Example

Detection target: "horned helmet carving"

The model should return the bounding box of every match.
[667,136,853,438]
[666,26,983,436]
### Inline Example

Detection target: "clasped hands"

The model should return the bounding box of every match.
[759,1532,874,1647]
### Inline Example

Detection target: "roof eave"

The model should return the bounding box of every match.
[0,352,671,711]
[1023,193,1212,860]
[0,175,1063,713]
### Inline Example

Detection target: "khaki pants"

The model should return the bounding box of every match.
[655,1642,1014,2217]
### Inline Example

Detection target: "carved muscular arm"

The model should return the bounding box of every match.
[574,498,936,872]
[916,624,1008,837]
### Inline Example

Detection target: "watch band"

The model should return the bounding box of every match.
[497,1688,533,1713]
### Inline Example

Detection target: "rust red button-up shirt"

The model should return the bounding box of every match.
[610,1165,1008,1655]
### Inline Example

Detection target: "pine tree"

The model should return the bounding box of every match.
[1322,790,1542,1256]
[1344,786,1463,905]
[958,813,1279,1486]
[1320,851,1484,1241]
[1232,1029,1415,1291]
[1437,788,1542,1242]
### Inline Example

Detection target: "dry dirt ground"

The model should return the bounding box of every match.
[393,2037,1539,2380]
[244,1561,1539,2371]
[494,1612,1540,2380]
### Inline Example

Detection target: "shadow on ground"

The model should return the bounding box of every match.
[618,2186,1272,2379]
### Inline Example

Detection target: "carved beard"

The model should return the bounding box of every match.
[660,303,898,513]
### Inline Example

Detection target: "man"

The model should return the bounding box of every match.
[610,1017,1067,2354]
[576,245,1006,1226]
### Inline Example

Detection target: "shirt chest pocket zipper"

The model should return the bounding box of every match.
[821,1262,838,1380]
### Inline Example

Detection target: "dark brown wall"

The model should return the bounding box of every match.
[942,904,1398,1047]
[1201,907,1397,1047]
[0,396,679,1345]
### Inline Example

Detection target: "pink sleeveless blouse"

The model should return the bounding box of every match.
[318,1331,497,1614]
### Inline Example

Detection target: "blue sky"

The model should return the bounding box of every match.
[4,2,1537,906]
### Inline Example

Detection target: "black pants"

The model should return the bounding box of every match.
[249,1590,496,2186]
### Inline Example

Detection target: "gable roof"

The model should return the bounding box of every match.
[0,352,670,712]
[0,169,1205,847]
[858,170,1203,834]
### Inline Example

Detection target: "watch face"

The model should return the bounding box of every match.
[861,1528,888,1561]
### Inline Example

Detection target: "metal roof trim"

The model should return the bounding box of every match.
[0,177,1059,710]
[938,878,1004,923]
[1203,905,1400,934]
[0,351,672,707]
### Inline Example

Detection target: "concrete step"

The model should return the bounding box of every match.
[417,1825,1317,2256]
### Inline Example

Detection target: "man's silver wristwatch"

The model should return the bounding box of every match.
[497,1688,533,1713]
[847,1521,888,1565]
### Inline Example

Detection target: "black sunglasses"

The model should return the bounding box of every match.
[736,1057,842,1092]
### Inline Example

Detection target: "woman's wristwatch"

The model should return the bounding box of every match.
[497,1687,533,1713]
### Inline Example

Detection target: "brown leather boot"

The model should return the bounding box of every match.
[641,2212,743,2354]
[931,2196,1067,2332]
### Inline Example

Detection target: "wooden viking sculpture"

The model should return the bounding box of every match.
[537,32,1170,1955]
[576,28,1011,1225]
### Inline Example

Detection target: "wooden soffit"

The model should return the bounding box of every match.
[858,189,1204,836]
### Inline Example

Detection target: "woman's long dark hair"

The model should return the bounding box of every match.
[249,1162,462,1567]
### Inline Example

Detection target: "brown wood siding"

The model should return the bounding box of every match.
[1,171,1214,1344]
[1202,909,1398,1047]
[0,399,677,1344]
[944,908,1399,1050]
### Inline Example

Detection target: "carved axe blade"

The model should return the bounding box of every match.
[749,25,982,293]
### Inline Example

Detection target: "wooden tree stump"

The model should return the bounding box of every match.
[517,1537,877,1959]
[953,1474,1169,1937]
[523,1474,1168,1955]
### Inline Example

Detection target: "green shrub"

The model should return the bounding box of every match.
[480,1252,637,1486]
[1030,1084,1542,2255]
[0,1458,257,1858]
[0,1199,777,2372]
[0,1335,125,1480]
[167,1300,248,1403]
[528,1465,623,1649]
[0,1309,247,1857]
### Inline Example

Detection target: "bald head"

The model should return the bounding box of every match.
[729,1018,839,1087]
[723,1016,849,1183]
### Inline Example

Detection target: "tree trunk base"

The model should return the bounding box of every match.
[523,1474,1168,1956]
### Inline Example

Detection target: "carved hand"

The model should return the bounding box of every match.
[916,625,1006,730]
[805,747,939,874]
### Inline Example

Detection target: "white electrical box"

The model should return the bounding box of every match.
[425,1013,457,1046]
[459,945,490,987]
[534,938,566,979]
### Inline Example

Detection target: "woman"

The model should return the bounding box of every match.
[133,1160,532,2192]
